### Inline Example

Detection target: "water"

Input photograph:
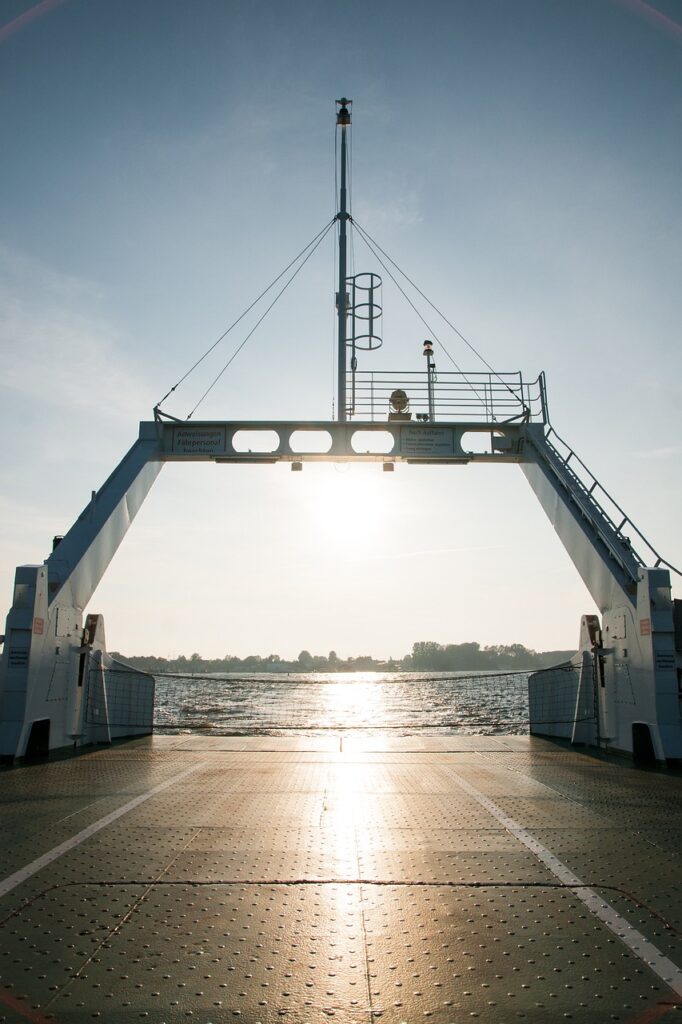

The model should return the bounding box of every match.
[152,670,530,736]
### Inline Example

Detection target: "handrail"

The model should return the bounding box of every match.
[346,369,547,423]
[543,426,681,578]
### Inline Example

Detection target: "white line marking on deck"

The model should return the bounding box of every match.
[449,769,682,999]
[0,762,206,900]
[55,794,109,824]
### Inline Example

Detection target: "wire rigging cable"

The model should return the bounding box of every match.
[186,219,337,420]
[155,218,336,414]
[351,220,491,411]
[352,218,530,415]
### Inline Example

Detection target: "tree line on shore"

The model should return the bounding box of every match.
[111,641,576,675]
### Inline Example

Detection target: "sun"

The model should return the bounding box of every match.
[298,463,392,550]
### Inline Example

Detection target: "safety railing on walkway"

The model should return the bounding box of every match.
[541,427,680,577]
[346,370,547,423]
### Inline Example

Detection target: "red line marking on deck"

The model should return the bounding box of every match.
[627,1000,681,1024]
[0,987,54,1023]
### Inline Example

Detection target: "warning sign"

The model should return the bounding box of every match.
[655,651,676,672]
[400,426,457,457]
[33,617,44,635]
[172,426,227,456]
[639,618,651,636]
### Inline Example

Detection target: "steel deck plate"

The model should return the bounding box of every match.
[1,734,681,1023]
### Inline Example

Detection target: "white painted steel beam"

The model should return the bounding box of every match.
[152,418,536,463]
[45,433,164,611]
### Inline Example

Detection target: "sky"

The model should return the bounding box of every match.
[0,0,680,660]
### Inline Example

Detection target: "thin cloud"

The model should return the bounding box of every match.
[0,249,150,421]
[613,0,682,41]
[358,544,506,562]
[355,193,423,230]
[0,0,67,44]
[277,545,506,573]
[633,445,682,459]
[0,495,57,541]
[0,300,149,420]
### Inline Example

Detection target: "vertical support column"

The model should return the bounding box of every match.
[424,340,436,421]
[336,98,351,422]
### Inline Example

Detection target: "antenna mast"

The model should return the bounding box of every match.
[336,98,351,422]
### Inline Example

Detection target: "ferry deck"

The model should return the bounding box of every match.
[1,732,681,1023]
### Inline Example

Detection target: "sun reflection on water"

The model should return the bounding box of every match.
[319,672,388,729]
[154,670,531,735]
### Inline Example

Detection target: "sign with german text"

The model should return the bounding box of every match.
[172,427,227,456]
[400,426,456,457]
[654,651,676,672]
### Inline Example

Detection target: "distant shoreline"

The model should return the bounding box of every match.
[111,641,576,676]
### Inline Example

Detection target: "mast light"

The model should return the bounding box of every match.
[336,98,352,125]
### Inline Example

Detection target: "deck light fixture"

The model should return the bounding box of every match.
[389,389,409,413]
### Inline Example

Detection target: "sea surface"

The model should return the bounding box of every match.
[152,670,530,735]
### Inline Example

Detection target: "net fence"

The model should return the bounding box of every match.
[85,662,592,736]
[84,657,155,734]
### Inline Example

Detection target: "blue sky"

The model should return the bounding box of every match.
[1,0,680,658]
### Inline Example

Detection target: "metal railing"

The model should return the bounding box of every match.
[85,657,155,730]
[346,369,547,423]
[144,670,537,734]
[542,427,681,578]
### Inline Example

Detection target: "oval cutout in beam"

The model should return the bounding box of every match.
[461,431,493,455]
[289,430,333,454]
[232,429,280,453]
[351,430,395,455]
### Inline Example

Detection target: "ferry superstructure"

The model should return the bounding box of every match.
[0,100,680,1023]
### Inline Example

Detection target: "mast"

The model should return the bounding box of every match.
[336,98,351,422]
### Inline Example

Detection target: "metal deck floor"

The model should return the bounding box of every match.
[1,734,681,1023]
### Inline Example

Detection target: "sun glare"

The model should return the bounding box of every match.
[321,673,388,728]
[301,465,392,549]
